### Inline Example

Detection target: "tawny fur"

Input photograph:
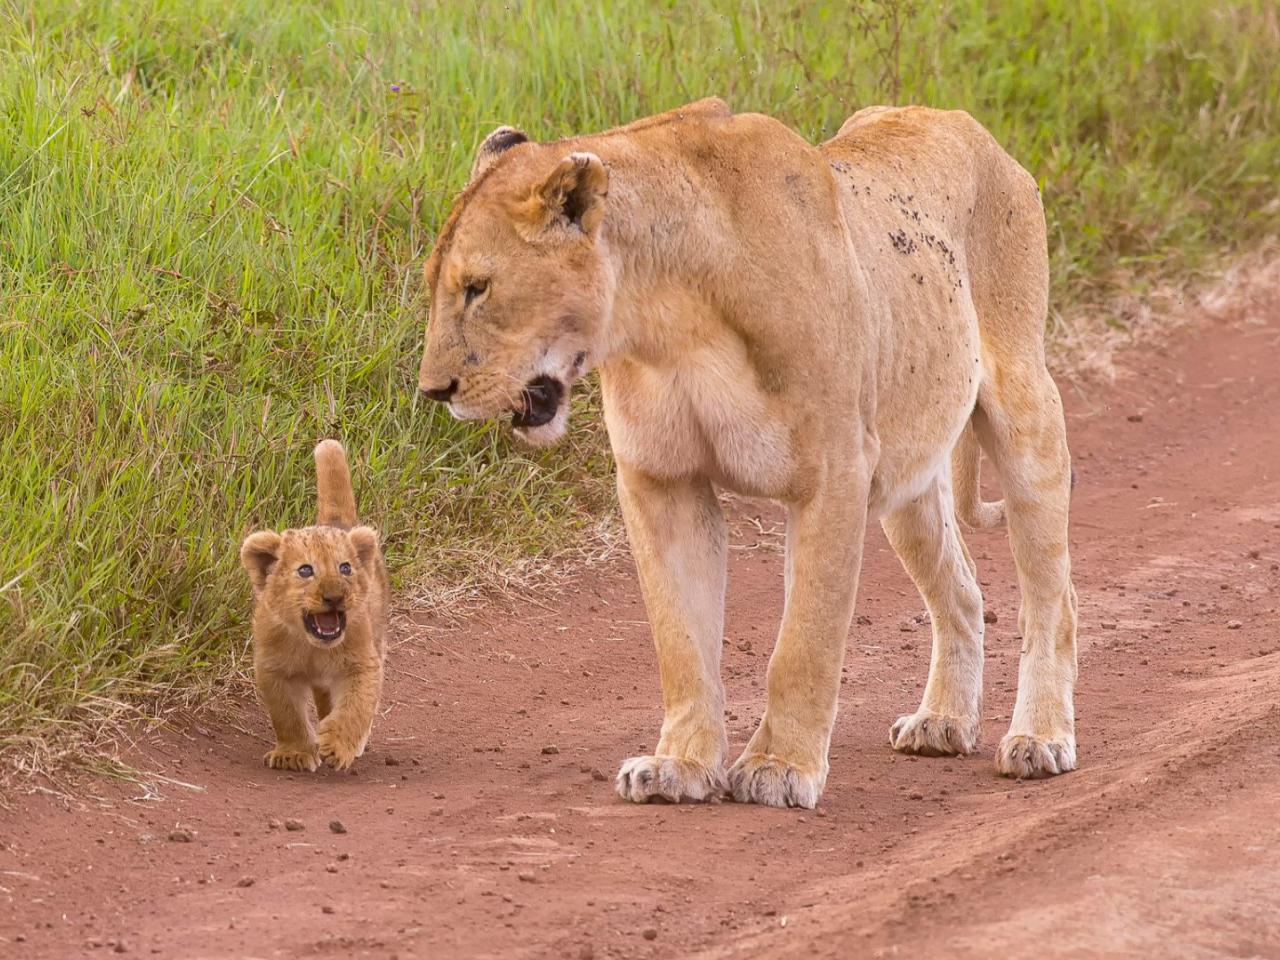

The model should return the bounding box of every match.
[419,99,1079,807]
[239,440,389,772]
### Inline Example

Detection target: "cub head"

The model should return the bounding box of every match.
[418,126,613,447]
[240,525,380,648]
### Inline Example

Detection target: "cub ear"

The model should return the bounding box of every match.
[518,152,608,238]
[348,526,381,567]
[470,125,529,182]
[240,531,282,593]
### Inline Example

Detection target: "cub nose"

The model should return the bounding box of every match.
[421,378,458,402]
[323,594,345,610]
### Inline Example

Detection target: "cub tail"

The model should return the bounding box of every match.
[952,418,1005,530]
[315,439,359,528]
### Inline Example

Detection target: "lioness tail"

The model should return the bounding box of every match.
[315,439,359,528]
[952,419,1005,530]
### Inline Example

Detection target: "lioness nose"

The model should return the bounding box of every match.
[421,378,458,402]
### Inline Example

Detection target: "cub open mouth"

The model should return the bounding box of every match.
[512,375,564,429]
[304,610,346,642]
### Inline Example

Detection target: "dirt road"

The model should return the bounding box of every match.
[3,290,1280,959]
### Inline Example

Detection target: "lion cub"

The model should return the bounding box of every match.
[239,440,388,772]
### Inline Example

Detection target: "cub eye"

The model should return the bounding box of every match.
[338,562,353,576]
[297,564,314,579]
[463,279,488,307]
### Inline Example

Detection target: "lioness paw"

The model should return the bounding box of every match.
[264,746,318,772]
[727,754,823,809]
[615,755,725,804]
[890,710,979,757]
[316,721,363,771]
[996,732,1076,779]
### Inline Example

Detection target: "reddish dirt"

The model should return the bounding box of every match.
[4,299,1280,960]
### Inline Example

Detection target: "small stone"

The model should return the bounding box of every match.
[325,864,338,874]
[642,928,658,941]
[541,745,560,755]
[517,871,537,883]
[167,827,194,843]
[1100,621,1117,630]
[590,768,608,782]
[235,877,255,888]
[983,609,998,624]
[1227,620,1243,630]
[267,818,283,830]
[1127,413,1144,423]
[284,818,305,832]
[908,791,924,800]
[328,820,347,834]
[736,640,752,652]
[384,756,400,766]
[321,905,335,915]
[113,940,129,953]
[431,807,445,816]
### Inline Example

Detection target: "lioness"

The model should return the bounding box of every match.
[419,99,1078,808]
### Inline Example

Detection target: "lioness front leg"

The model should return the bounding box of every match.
[729,470,869,808]
[614,465,728,803]
[316,665,382,770]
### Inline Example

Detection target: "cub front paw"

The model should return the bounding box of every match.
[316,721,363,771]
[264,745,319,772]
[615,755,726,803]
[727,753,824,809]
[890,710,979,757]
[996,732,1076,779]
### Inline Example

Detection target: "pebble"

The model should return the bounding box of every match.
[328,820,347,834]
[517,871,538,883]
[236,877,255,888]
[321,905,335,915]
[542,745,560,755]
[385,756,401,766]
[642,928,658,941]
[113,941,129,953]
[167,827,194,843]
[284,818,305,832]
[1127,413,1144,423]
[983,609,998,624]
[590,769,608,782]
[267,818,283,830]
[1227,619,1243,630]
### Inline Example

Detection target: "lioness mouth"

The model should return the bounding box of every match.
[512,375,564,429]
[304,610,346,642]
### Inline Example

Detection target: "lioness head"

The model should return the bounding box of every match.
[418,126,612,447]
[240,525,380,648]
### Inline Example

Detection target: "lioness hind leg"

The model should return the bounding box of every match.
[974,369,1078,778]
[883,474,984,757]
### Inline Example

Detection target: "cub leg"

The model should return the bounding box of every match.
[884,473,985,757]
[614,464,729,803]
[316,664,382,770]
[258,672,319,772]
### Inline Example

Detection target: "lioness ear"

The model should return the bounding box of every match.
[240,531,282,593]
[520,152,608,237]
[470,125,529,182]
[348,526,380,567]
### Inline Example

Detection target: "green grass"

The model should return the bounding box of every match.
[1,0,1277,756]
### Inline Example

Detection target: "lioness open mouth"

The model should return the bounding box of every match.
[511,375,564,429]
[304,610,346,643]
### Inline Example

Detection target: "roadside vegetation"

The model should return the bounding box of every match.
[2,0,1276,762]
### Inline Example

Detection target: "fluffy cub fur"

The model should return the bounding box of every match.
[239,440,388,772]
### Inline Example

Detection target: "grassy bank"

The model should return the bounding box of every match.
[1,0,1276,757]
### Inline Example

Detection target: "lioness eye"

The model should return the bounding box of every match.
[463,279,488,307]
[297,564,314,579]
[338,562,353,576]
